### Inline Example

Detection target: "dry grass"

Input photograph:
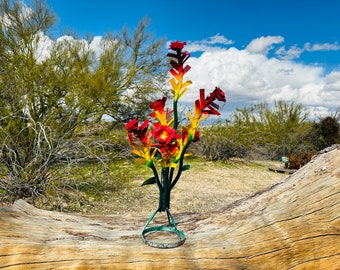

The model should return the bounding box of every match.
[0,158,287,216]
[88,158,286,216]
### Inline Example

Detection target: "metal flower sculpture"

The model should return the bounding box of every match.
[126,41,226,248]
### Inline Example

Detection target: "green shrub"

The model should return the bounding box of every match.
[192,122,247,160]
[193,101,319,161]
[305,113,340,151]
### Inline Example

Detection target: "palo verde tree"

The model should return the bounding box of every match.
[0,0,58,199]
[0,0,167,201]
[87,22,168,123]
[231,100,312,159]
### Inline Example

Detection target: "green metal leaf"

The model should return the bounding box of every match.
[141,177,157,186]
[182,164,190,171]
[155,151,162,160]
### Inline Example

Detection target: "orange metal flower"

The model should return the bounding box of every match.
[150,97,173,126]
[126,41,226,212]
[126,41,227,247]
[152,124,179,145]
[168,42,192,102]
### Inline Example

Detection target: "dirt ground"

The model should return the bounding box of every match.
[90,159,287,217]
[0,159,287,216]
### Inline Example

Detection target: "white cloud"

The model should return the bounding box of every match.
[31,32,340,119]
[276,45,303,60]
[245,36,284,55]
[89,35,104,57]
[276,41,340,60]
[304,42,340,52]
[200,34,234,45]
[184,33,234,53]
[324,71,340,91]
[33,34,107,63]
[34,32,54,63]
[180,35,340,118]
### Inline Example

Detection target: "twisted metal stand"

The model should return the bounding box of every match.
[141,208,186,248]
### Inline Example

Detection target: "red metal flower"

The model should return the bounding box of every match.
[150,97,167,113]
[151,124,181,159]
[167,41,192,102]
[150,97,173,125]
[126,41,226,174]
[125,118,139,132]
[193,131,200,142]
[195,87,227,116]
[152,124,180,145]
[169,41,187,51]
[126,119,150,144]
[213,87,226,102]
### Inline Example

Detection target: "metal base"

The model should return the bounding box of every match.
[141,208,186,248]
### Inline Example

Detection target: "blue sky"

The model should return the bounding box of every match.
[46,0,340,69]
[42,0,340,118]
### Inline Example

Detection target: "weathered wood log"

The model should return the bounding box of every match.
[0,145,339,269]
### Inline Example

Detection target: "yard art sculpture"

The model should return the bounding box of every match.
[126,41,226,248]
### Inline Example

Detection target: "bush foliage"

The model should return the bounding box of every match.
[193,102,340,161]
[0,0,166,203]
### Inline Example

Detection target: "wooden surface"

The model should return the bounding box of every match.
[0,145,339,269]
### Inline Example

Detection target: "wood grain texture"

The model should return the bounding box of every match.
[1,145,339,270]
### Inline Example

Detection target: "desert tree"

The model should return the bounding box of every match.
[0,0,167,202]
[0,0,58,199]
[229,100,311,159]
[86,19,168,123]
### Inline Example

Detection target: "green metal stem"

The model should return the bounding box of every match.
[149,161,162,192]
[170,139,192,190]
[173,100,178,130]
[158,167,171,212]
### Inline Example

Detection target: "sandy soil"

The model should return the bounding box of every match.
[91,159,287,216]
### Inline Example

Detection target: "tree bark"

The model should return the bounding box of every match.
[1,145,339,269]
